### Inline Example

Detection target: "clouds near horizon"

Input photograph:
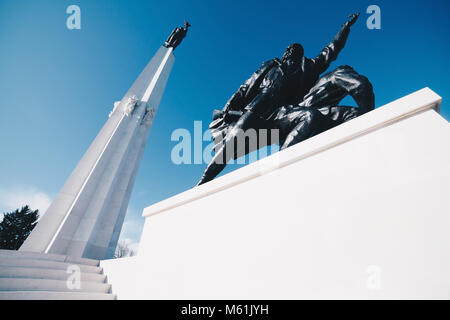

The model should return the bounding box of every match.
[0,187,51,220]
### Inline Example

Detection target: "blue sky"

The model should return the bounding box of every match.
[1,0,449,251]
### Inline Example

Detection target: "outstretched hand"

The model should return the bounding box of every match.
[346,12,360,27]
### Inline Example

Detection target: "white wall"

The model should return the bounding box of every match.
[101,88,450,299]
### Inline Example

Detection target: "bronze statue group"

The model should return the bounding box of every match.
[164,13,375,186]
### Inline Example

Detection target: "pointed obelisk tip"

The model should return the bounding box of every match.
[163,20,190,50]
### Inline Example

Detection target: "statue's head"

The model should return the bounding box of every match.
[282,43,304,62]
[184,20,191,29]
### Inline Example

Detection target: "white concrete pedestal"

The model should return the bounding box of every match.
[21,46,175,260]
[101,88,450,299]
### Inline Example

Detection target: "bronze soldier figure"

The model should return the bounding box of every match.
[196,13,375,186]
[164,20,191,50]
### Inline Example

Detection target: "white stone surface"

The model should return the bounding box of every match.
[0,249,99,266]
[0,250,115,300]
[0,257,102,273]
[101,88,450,299]
[20,46,175,260]
[0,266,106,282]
[0,291,116,300]
[0,278,111,293]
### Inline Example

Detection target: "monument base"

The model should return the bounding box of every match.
[101,88,450,299]
[0,250,116,300]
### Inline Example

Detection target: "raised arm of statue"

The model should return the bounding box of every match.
[312,13,359,75]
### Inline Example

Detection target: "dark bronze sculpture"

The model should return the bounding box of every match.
[164,20,191,50]
[196,13,375,186]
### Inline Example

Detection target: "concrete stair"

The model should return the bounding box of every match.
[0,291,116,300]
[0,249,116,300]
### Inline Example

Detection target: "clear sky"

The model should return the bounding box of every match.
[1,0,449,252]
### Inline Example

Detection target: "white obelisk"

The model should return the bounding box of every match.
[21,46,175,259]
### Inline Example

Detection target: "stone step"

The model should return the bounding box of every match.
[0,266,106,283]
[0,278,111,293]
[0,291,116,300]
[0,257,103,274]
[0,250,99,266]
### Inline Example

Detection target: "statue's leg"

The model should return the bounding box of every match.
[171,38,181,48]
[164,35,174,47]
[300,65,374,114]
[330,66,375,114]
[280,108,330,150]
[278,66,374,150]
[196,88,281,186]
[196,111,257,186]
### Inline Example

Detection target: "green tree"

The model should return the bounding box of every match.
[0,206,39,250]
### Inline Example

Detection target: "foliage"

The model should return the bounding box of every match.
[0,205,39,250]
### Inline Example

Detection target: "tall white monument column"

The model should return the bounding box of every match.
[20,46,175,260]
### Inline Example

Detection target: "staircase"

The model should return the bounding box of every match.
[0,249,116,300]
